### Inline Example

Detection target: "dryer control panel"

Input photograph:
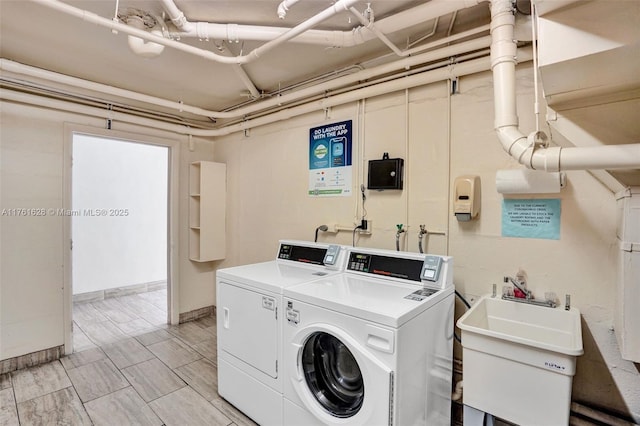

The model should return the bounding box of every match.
[347,252,424,282]
[347,251,448,287]
[421,255,442,282]
[277,243,326,265]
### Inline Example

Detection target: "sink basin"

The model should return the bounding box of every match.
[457,294,584,425]
[458,294,583,356]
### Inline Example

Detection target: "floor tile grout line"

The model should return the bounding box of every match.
[10,290,234,426]
[11,374,22,426]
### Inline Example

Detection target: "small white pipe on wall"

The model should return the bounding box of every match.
[490,0,640,171]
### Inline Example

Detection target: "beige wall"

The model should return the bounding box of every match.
[215,66,618,310]
[0,101,215,360]
[214,65,626,415]
[0,63,632,417]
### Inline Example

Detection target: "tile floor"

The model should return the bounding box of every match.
[0,289,257,426]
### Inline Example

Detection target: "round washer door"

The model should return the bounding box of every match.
[301,332,364,418]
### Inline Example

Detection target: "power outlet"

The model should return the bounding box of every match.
[464,293,479,305]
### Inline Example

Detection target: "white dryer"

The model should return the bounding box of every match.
[282,247,455,426]
[216,240,347,425]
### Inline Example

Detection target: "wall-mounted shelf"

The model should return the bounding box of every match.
[189,161,226,262]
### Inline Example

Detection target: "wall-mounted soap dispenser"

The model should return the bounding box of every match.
[454,175,480,222]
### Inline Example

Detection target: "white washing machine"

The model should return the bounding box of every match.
[216,240,347,425]
[282,247,455,426]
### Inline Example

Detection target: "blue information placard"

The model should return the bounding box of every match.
[308,120,353,197]
[502,199,561,240]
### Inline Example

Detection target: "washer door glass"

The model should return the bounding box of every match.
[301,332,364,418]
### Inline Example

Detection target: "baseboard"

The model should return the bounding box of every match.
[73,280,167,304]
[0,345,65,375]
[179,305,216,324]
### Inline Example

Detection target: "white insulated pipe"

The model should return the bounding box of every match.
[159,0,194,32]
[125,16,165,58]
[206,0,359,61]
[127,30,165,58]
[0,36,492,120]
[277,0,302,19]
[163,0,486,48]
[30,0,357,64]
[184,23,365,47]
[158,0,259,98]
[2,50,509,137]
[489,0,640,171]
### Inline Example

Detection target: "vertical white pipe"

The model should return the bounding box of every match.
[404,88,410,249]
[531,1,540,132]
[490,0,640,171]
[160,0,194,32]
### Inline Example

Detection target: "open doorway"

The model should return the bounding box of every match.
[69,133,170,352]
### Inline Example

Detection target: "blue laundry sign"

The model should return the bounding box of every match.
[308,120,353,197]
[502,199,561,240]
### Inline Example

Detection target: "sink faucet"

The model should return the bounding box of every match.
[504,276,531,299]
[500,274,557,308]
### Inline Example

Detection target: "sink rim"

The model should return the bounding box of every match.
[457,294,584,356]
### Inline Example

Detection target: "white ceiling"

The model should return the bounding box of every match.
[0,0,491,126]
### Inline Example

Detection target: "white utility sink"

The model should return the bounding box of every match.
[457,294,584,425]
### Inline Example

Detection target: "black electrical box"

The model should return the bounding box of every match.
[367,156,404,190]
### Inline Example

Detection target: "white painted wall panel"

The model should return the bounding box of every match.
[0,101,215,360]
[72,134,168,294]
[1,109,65,359]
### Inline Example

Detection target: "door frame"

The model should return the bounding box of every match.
[63,123,180,354]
